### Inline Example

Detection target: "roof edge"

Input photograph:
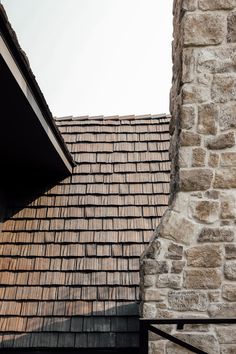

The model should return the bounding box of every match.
[55,113,171,122]
[0,4,75,169]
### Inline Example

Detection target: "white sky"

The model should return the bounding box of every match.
[2,0,173,117]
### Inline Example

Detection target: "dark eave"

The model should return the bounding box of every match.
[0,5,75,175]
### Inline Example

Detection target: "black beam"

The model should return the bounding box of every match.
[148,325,207,354]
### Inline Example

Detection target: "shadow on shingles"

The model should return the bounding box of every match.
[1,167,69,220]
[0,302,140,353]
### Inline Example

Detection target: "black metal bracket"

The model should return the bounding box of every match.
[139,318,236,354]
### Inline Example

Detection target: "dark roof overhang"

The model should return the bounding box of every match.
[0,5,75,182]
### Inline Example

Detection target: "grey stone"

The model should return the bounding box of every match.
[198,103,218,135]
[143,289,168,302]
[180,105,196,130]
[225,244,236,259]
[168,291,208,311]
[182,84,210,104]
[186,245,223,267]
[228,12,236,42]
[182,48,195,82]
[171,261,185,274]
[214,168,236,188]
[212,74,236,103]
[142,303,157,319]
[180,131,201,146]
[216,327,236,344]
[208,153,219,168]
[184,269,222,289]
[198,227,234,242]
[222,284,236,301]
[184,13,225,46]
[167,242,183,260]
[220,194,236,219]
[192,148,206,167]
[206,132,235,150]
[199,0,236,10]
[142,260,168,275]
[189,200,219,224]
[197,45,236,75]
[221,345,236,354]
[180,169,213,191]
[158,210,198,245]
[220,103,236,131]
[208,303,236,317]
[221,152,236,167]
[224,262,236,280]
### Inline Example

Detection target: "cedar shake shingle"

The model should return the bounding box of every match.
[0,114,170,349]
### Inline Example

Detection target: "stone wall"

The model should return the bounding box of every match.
[140,0,236,353]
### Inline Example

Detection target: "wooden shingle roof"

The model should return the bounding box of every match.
[0,114,170,350]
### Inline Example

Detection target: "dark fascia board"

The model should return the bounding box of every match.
[0,5,75,172]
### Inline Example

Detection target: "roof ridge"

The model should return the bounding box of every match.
[54,113,170,122]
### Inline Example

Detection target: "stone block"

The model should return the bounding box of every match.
[149,340,166,354]
[228,12,236,42]
[214,168,236,188]
[221,152,236,167]
[156,274,182,290]
[183,13,225,46]
[179,147,192,168]
[186,245,223,267]
[180,131,201,146]
[220,193,236,219]
[208,290,221,302]
[189,200,219,224]
[224,262,236,280]
[216,327,236,344]
[205,190,220,200]
[197,45,236,75]
[171,261,185,274]
[220,103,236,131]
[180,105,196,130]
[182,0,197,11]
[208,303,236,317]
[206,132,235,150]
[225,244,236,259]
[192,148,206,167]
[167,242,183,260]
[168,291,208,311]
[144,239,161,259]
[158,210,198,245]
[221,345,236,354]
[182,48,195,82]
[142,303,157,319]
[142,260,168,275]
[184,269,222,289]
[166,334,220,354]
[180,169,213,191]
[143,289,168,302]
[222,284,236,301]
[182,84,210,104]
[143,275,156,288]
[198,227,234,242]
[208,153,220,168]
[198,103,218,135]
[212,74,236,103]
[199,0,236,10]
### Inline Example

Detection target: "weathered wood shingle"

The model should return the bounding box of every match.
[0,114,170,349]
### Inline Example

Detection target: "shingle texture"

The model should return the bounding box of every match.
[0,114,170,349]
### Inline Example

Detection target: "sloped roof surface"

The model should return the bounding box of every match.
[0,114,170,349]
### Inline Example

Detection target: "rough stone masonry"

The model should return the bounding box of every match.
[140,0,236,353]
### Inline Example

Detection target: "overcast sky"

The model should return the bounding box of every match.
[2,0,173,117]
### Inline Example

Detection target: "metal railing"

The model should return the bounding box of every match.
[140,318,236,354]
